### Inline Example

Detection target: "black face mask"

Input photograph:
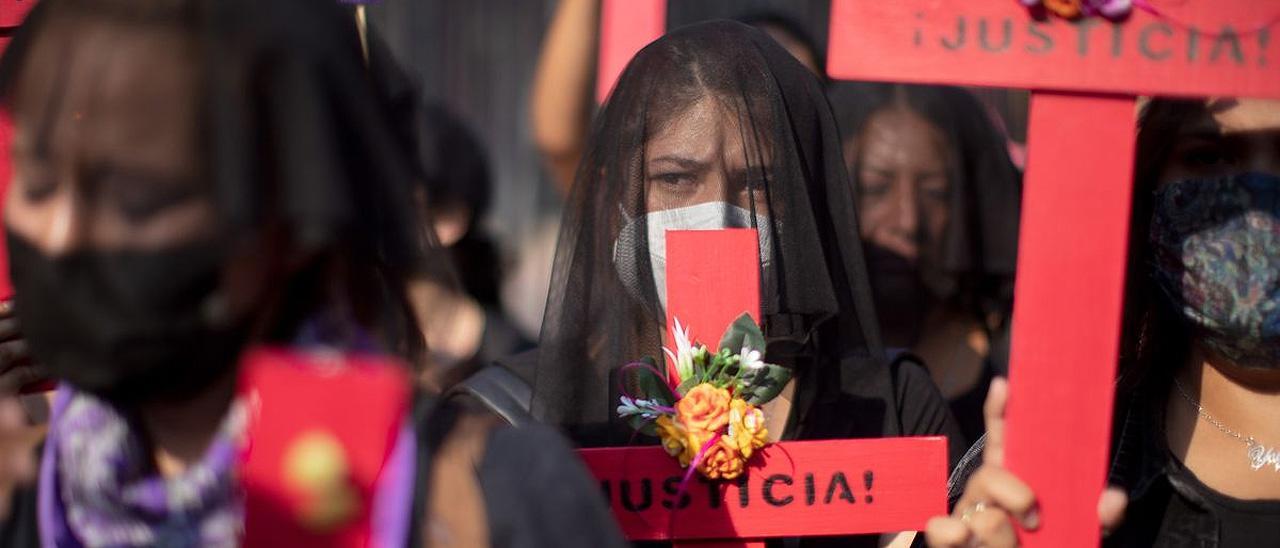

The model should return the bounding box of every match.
[7,231,246,403]
[863,243,939,348]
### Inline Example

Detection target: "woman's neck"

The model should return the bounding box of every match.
[1165,342,1280,499]
[136,372,236,478]
[914,308,989,400]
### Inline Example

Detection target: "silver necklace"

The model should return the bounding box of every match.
[1173,379,1280,472]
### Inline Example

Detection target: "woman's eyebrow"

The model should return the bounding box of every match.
[648,155,708,170]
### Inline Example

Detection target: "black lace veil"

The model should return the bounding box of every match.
[530,21,898,445]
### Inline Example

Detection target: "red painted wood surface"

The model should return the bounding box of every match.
[596,0,665,102]
[579,437,948,541]
[0,0,34,29]
[665,229,761,381]
[0,0,37,300]
[239,348,411,548]
[1003,93,1135,546]
[828,0,1280,99]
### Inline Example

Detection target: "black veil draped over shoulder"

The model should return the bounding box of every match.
[530,21,915,448]
[0,0,448,360]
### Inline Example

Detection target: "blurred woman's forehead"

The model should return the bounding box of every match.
[14,15,202,180]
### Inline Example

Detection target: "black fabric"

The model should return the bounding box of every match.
[827,82,1021,350]
[409,391,626,548]
[0,0,441,362]
[7,232,246,403]
[479,424,628,548]
[451,358,535,428]
[529,20,901,448]
[0,484,38,548]
[946,359,995,446]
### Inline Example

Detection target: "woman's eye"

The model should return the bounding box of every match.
[858,179,891,198]
[14,161,57,202]
[920,177,950,202]
[1174,141,1235,172]
[101,172,202,223]
[652,172,695,188]
[20,175,57,202]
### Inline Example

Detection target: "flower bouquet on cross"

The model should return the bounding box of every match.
[616,313,792,480]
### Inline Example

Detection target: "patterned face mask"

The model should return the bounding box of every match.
[1149,172,1280,369]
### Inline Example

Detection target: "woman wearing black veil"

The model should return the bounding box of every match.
[0,0,623,546]
[826,83,1022,445]
[473,20,964,544]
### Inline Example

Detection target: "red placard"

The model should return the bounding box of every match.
[665,229,761,379]
[1002,93,1135,546]
[828,0,1280,99]
[239,347,411,547]
[0,0,34,29]
[596,0,665,102]
[579,437,948,541]
[0,0,38,300]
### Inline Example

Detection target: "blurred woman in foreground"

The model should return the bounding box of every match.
[0,0,622,545]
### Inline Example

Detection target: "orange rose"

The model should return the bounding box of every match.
[697,437,747,480]
[676,383,731,434]
[1044,0,1082,18]
[727,399,768,459]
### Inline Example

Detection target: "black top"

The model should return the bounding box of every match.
[946,380,1280,547]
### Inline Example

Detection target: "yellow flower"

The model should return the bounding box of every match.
[727,398,768,459]
[681,428,716,468]
[676,383,731,434]
[697,437,747,480]
[655,415,687,460]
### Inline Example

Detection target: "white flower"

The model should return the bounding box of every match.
[738,347,765,371]
[662,317,697,382]
[617,396,664,419]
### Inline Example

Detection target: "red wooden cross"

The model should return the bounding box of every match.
[579,228,949,547]
[827,1,1280,545]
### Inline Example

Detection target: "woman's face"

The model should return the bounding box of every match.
[6,22,216,255]
[851,107,950,263]
[643,96,771,215]
[1159,97,1280,185]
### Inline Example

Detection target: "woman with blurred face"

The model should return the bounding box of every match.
[927,97,1280,547]
[0,1,623,546]
[830,83,1022,446]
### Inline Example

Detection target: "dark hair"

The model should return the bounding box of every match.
[828,82,1023,331]
[1116,99,1204,392]
[413,104,503,306]
[0,0,431,363]
[736,10,826,82]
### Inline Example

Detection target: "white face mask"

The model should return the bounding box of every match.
[613,201,775,314]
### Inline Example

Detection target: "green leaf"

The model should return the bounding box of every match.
[690,346,710,383]
[719,312,766,355]
[626,415,660,437]
[737,363,793,406]
[619,357,676,407]
[676,376,700,397]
